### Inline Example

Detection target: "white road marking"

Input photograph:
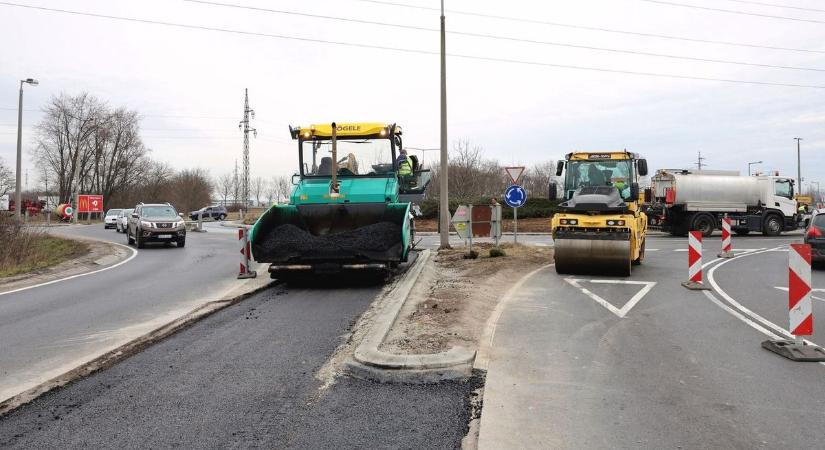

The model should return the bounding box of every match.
[0,242,138,298]
[702,291,784,340]
[773,286,825,303]
[705,247,825,366]
[564,278,656,318]
[674,248,760,252]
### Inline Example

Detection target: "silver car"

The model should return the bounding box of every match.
[116,208,133,233]
[104,209,122,229]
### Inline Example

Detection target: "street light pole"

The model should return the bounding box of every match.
[748,160,762,177]
[15,78,38,221]
[795,137,803,191]
[438,0,450,249]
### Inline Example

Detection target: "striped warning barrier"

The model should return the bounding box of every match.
[238,227,257,279]
[789,243,813,337]
[682,231,709,290]
[761,243,825,361]
[718,217,734,259]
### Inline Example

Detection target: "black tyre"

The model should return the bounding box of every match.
[762,215,783,236]
[136,231,145,249]
[691,213,716,237]
[177,238,186,248]
[127,228,135,245]
[219,214,226,221]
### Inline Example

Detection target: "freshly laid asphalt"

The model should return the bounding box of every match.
[0,223,247,402]
[0,260,477,449]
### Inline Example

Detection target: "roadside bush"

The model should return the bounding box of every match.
[0,218,40,270]
[418,198,561,220]
[489,247,506,258]
[463,249,479,259]
[0,217,87,277]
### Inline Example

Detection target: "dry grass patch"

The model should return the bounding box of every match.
[0,219,89,278]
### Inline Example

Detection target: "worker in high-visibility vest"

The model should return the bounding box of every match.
[397,149,413,177]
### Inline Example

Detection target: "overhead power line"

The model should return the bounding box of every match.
[722,0,825,13]
[638,0,825,24]
[186,0,825,72]
[355,0,825,54]
[2,1,824,89]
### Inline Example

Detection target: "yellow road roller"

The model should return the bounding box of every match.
[549,151,649,276]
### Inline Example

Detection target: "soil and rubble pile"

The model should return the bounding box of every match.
[256,222,402,258]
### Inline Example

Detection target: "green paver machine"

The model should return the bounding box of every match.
[250,122,431,277]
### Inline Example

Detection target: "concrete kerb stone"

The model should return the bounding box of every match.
[347,249,477,383]
[0,269,274,418]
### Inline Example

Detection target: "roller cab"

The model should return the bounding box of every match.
[549,152,649,276]
[250,122,426,276]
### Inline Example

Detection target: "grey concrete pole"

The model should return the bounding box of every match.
[438,0,451,249]
[15,82,23,221]
[795,137,802,191]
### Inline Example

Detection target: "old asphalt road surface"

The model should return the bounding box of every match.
[0,223,244,403]
[479,233,825,449]
[0,255,477,449]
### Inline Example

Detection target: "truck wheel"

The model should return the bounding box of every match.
[691,213,716,237]
[762,215,783,236]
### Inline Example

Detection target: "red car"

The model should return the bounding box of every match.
[805,210,825,267]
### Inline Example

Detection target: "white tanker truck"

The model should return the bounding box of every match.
[647,169,798,236]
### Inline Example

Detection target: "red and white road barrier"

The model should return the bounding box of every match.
[682,231,709,290]
[761,242,825,361]
[789,243,813,338]
[238,227,257,279]
[718,217,734,258]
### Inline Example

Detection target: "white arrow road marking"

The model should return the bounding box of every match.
[564,278,657,318]
[774,286,825,302]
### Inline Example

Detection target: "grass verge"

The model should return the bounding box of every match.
[0,220,89,278]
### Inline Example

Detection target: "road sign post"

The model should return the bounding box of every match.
[504,185,526,244]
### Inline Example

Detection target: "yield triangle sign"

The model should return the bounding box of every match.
[564,278,656,318]
[504,166,525,184]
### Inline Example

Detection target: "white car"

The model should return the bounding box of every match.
[104,209,122,229]
[116,208,134,233]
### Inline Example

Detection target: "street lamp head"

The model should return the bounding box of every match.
[23,78,38,86]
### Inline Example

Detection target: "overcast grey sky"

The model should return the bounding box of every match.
[1,0,824,192]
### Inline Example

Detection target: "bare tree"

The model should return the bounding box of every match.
[217,173,234,206]
[251,176,265,207]
[0,157,13,198]
[166,168,213,214]
[265,178,277,205]
[33,93,106,203]
[274,175,291,202]
[88,107,149,207]
[523,161,558,199]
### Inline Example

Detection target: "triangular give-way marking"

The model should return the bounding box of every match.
[564,278,657,318]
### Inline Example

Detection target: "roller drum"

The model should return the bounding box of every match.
[554,232,632,276]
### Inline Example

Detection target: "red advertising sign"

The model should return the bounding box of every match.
[78,195,104,213]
